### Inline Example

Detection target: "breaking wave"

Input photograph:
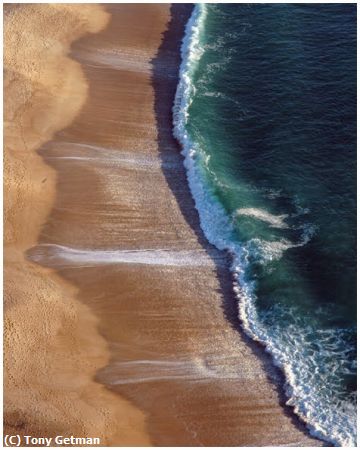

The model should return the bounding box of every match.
[173,4,356,446]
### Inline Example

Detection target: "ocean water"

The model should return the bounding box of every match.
[173,4,356,447]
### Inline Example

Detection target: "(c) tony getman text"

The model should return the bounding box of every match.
[4,435,101,446]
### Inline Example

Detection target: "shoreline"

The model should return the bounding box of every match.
[173,5,336,446]
[6,4,323,446]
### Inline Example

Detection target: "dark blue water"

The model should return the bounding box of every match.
[174,3,356,446]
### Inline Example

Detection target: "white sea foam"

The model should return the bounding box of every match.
[75,47,152,73]
[46,142,180,171]
[30,244,217,267]
[234,207,289,229]
[108,355,258,385]
[173,4,356,446]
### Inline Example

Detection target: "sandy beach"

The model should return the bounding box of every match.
[5,3,323,446]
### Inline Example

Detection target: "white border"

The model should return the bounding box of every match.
[1,1,358,449]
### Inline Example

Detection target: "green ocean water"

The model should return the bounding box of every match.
[174,3,356,446]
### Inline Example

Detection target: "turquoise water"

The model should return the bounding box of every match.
[174,4,356,446]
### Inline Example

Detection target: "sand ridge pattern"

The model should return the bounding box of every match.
[5,4,323,446]
[4,4,149,445]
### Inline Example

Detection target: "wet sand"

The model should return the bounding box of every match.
[5,3,322,446]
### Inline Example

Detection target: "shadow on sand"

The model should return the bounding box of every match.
[25,3,325,446]
[151,4,324,445]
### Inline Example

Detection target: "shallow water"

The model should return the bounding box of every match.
[174,3,356,446]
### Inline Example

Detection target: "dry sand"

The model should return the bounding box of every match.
[4,4,149,445]
[4,3,323,446]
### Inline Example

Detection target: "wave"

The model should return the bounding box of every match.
[173,4,356,447]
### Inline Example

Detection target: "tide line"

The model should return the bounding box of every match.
[44,142,181,171]
[28,244,223,267]
[104,356,255,385]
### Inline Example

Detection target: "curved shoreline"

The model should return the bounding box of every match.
[4,4,150,445]
[6,4,322,446]
[172,5,342,446]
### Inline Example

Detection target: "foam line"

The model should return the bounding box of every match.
[173,4,355,446]
[107,356,257,385]
[29,244,220,267]
[234,208,289,229]
[45,142,181,170]
[75,47,152,73]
